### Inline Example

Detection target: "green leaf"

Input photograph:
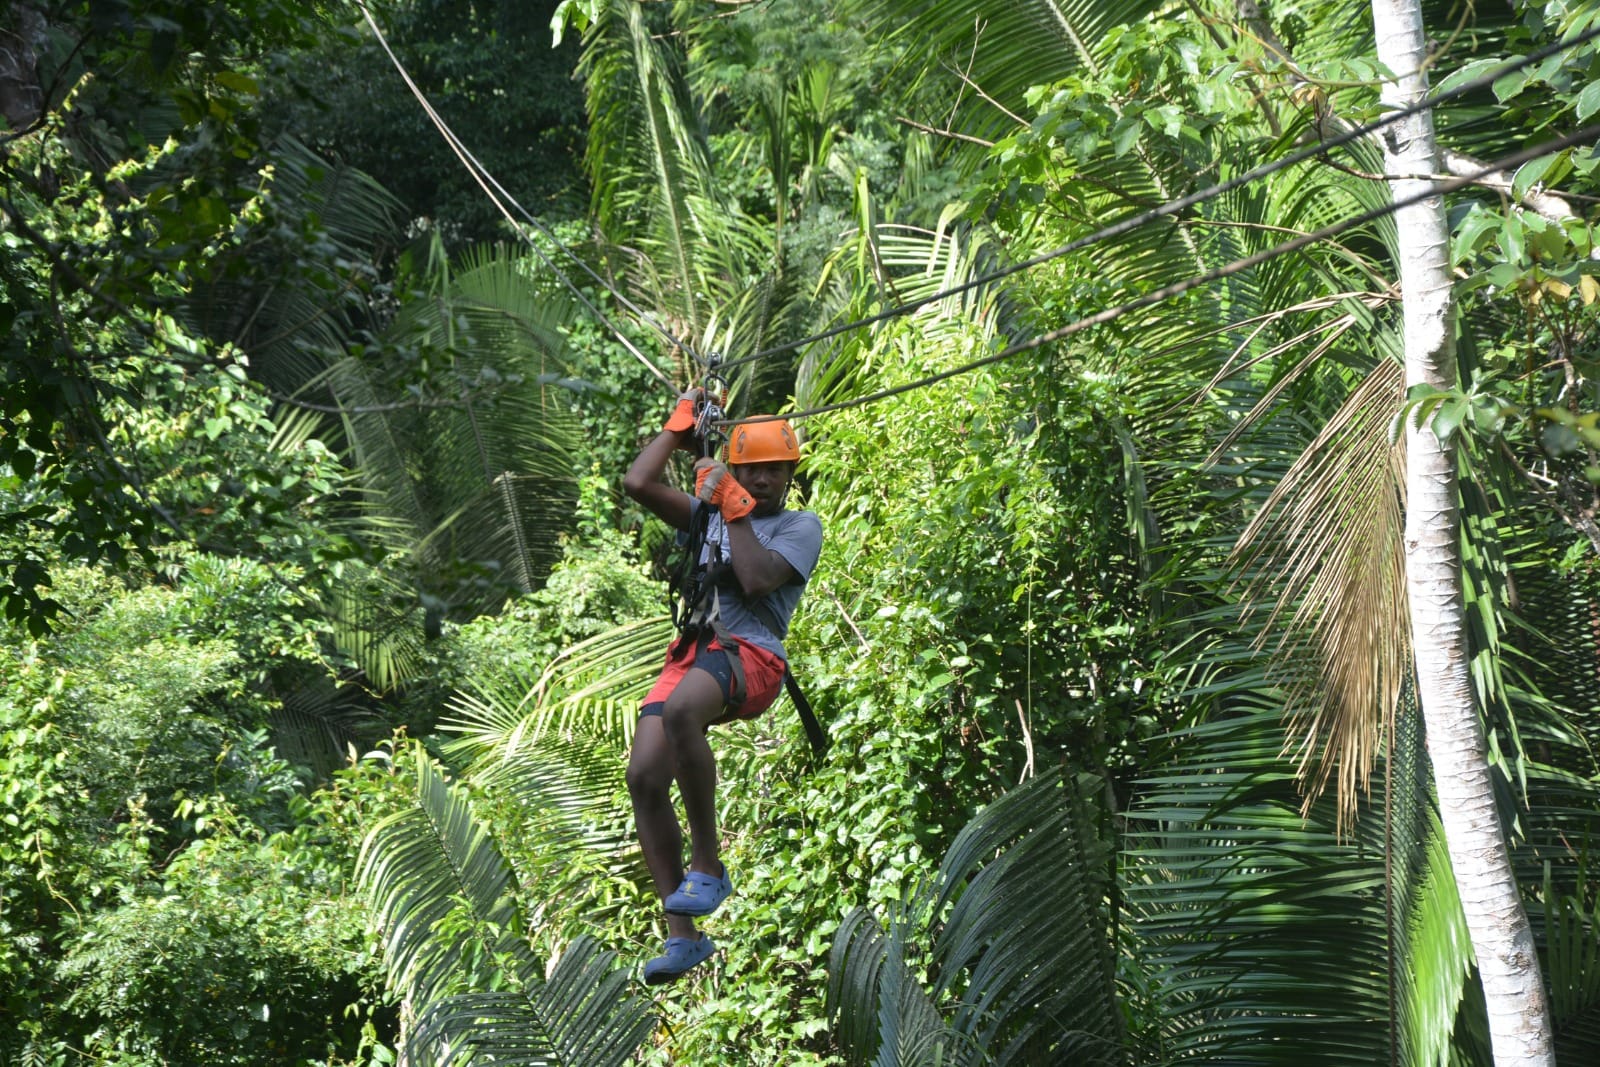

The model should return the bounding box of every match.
[213,71,260,96]
[1434,57,1506,96]
[1111,117,1142,157]
[550,0,602,48]
[1579,79,1600,122]
[1432,397,1468,442]
[1453,207,1501,263]
[1513,151,1568,200]
[1493,69,1529,101]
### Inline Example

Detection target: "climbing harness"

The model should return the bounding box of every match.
[669,357,727,635]
[669,365,829,759]
[684,562,829,759]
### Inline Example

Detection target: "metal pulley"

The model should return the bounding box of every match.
[694,354,729,456]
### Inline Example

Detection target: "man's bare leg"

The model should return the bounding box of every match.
[660,669,727,879]
[627,714,697,940]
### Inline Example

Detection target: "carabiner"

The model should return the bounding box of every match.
[695,366,729,444]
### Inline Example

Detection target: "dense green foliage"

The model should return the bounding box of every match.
[270,0,588,242]
[4,0,1600,1064]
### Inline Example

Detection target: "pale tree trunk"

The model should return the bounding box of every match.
[1369,1,1556,1063]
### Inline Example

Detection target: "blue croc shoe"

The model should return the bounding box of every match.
[643,933,715,985]
[664,864,733,917]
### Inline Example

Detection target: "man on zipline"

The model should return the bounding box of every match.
[622,391,823,984]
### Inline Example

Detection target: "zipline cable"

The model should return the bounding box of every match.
[354,0,679,388]
[360,0,1599,401]
[713,22,1600,374]
[357,0,720,374]
[724,122,1600,427]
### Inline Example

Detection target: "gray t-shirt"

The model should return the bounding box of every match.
[693,500,823,660]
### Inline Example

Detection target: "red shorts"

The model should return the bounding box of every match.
[640,632,787,723]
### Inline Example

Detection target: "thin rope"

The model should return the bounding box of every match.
[354,0,677,388]
[440,135,714,371]
[724,122,1600,427]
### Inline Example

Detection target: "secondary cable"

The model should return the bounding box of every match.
[430,130,715,372]
[714,22,1600,375]
[726,122,1600,427]
[354,0,678,388]
[359,0,1599,398]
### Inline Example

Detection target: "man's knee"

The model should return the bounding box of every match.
[627,749,671,800]
[660,670,725,741]
[627,722,674,799]
[661,695,715,742]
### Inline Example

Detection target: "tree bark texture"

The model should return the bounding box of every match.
[1369,1,1556,1063]
[0,3,46,133]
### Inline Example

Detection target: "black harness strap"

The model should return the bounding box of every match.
[713,573,829,758]
[677,560,830,760]
[671,502,713,633]
[783,668,829,759]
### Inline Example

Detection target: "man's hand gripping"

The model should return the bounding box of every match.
[693,458,756,522]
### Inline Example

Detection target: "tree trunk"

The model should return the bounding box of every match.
[1369,1,1556,1063]
[0,3,48,133]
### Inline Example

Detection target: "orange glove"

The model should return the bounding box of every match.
[694,458,756,522]
[663,389,700,434]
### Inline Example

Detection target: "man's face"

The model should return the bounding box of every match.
[733,461,794,516]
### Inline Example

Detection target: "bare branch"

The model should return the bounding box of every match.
[893,115,994,148]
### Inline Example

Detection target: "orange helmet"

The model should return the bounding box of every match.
[726,418,800,465]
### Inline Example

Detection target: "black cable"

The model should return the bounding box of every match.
[361,0,1599,402]
[357,0,719,372]
[440,137,716,371]
[723,122,1600,428]
[714,22,1600,375]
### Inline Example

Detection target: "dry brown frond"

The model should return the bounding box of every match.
[1230,359,1410,830]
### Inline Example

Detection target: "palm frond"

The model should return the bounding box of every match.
[440,616,673,759]
[845,0,1166,146]
[1229,357,1410,823]
[1124,698,1393,1065]
[406,936,654,1067]
[581,0,722,334]
[467,740,644,884]
[442,687,644,883]
[182,136,402,393]
[829,770,1125,1066]
[265,409,413,690]
[305,245,587,637]
[358,751,654,1067]
[797,211,1014,416]
[266,672,388,783]
[356,748,525,1011]
[1545,891,1600,1064]
[320,356,437,539]
[931,770,1124,1065]
[325,565,428,694]
[827,905,975,1067]
[1096,127,1411,827]
[1388,700,1478,1067]
[268,401,332,454]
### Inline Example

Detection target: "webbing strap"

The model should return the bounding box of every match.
[784,668,829,758]
[687,566,829,760]
[671,504,713,632]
